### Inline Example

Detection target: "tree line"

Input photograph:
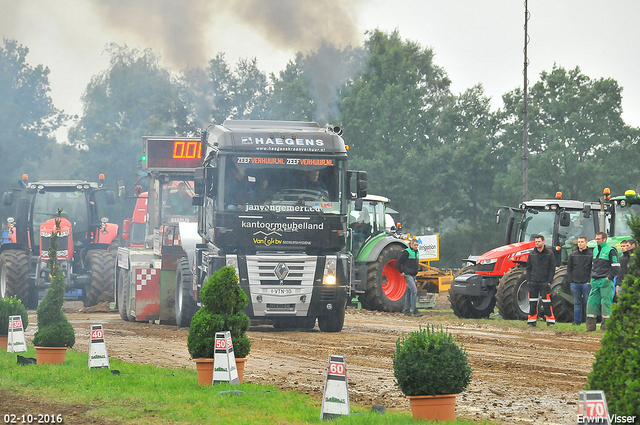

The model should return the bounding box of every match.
[2,31,639,267]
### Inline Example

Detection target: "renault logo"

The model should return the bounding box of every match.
[274,262,289,281]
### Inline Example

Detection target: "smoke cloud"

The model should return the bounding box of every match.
[89,0,361,69]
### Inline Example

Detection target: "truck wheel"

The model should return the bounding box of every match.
[496,267,529,320]
[87,250,116,306]
[550,266,573,323]
[0,250,31,307]
[117,267,129,321]
[175,258,198,327]
[360,244,406,312]
[447,265,495,319]
[317,301,346,332]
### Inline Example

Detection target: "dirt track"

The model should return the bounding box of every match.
[17,298,602,425]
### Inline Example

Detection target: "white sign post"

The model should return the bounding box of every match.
[88,324,110,369]
[212,331,239,385]
[7,315,27,353]
[415,234,439,261]
[320,355,350,420]
[577,390,610,424]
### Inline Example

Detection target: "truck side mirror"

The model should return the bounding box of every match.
[560,212,571,227]
[192,195,204,206]
[3,191,13,206]
[117,180,126,197]
[106,191,116,205]
[194,167,206,195]
[356,171,368,198]
[353,198,363,212]
[582,205,591,218]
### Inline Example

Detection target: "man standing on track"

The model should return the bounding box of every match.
[586,232,619,331]
[525,234,557,327]
[397,238,423,317]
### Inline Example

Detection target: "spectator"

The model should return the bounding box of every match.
[396,238,422,317]
[566,236,592,325]
[586,232,619,332]
[170,183,193,215]
[525,234,557,327]
[615,239,636,297]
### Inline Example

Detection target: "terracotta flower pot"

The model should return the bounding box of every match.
[235,357,247,384]
[34,346,68,364]
[194,358,214,386]
[0,335,7,350]
[407,394,457,422]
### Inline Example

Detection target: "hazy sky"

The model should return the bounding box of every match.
[2,0,639,141]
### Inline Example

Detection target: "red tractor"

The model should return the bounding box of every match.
[449,195,602,321]
[0,175,119,308]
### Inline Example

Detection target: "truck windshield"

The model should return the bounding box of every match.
[221,155,344,214]
[162,180,196,223]
[613,203,640,237]
[32,190,89,236]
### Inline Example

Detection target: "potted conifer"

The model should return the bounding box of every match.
[0,295,29,350]
[32,212,76,364]
[393,325,472,422]
[187,266,251,385]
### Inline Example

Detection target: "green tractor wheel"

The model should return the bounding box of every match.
[360,243,407,312]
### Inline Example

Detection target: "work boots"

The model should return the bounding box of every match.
[586,317,597,332]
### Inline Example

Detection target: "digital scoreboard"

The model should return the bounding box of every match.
[142,137,202,171]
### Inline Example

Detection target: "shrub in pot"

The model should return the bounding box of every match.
[393,325,472,421]
[32,213,76,363]
[188,266,251,384]
[0,295,29,349]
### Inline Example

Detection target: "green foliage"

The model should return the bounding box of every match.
[587,214,640,415]
[0,38,67,218]
[187,266,251,359]
[32,212,75,348]
[393,325,472,396]
[0,296,28,336]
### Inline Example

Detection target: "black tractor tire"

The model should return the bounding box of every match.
[496,267,530,320]
[550,266,573,323]
[360,244,407,312]
[87,250,116,306]
[447,264,496,319]
[175,258,198,328]
[317,301,346,332]
[0,250,31,307]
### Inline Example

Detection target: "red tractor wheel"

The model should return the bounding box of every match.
[381,259,406,301]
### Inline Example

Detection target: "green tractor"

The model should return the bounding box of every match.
[349,195,451,312]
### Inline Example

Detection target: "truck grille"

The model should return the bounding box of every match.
[246,255,317,286]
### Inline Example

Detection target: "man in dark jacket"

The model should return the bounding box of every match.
[615,239,635,297]
[586,232,619,331]
[397,239,422,317]
[566,236,592,326]
[525,234,557,327]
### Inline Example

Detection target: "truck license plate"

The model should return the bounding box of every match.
[269,288,293,294]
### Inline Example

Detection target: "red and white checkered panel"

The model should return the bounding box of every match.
[134,268,160,321]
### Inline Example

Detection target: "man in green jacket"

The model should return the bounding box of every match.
[586,232,620,331]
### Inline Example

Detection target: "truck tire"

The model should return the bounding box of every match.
[448,265,496,319]
[317,301,346,332]
[175,258,198,328]
[0,250,31,307]
[116,267,129,321]
[550,266,573,323]
[360,244,407,312]
[87,250,116,306]
[496,267,529,320]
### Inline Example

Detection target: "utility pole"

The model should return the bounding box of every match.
[522,0,530,203]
